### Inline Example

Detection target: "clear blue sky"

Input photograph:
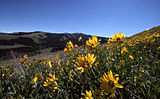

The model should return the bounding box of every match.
[0,0,159,37]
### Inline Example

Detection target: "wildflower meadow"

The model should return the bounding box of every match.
[0,26,160,98]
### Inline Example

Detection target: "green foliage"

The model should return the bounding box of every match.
[0,29,160,98]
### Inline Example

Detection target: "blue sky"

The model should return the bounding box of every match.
[0,0,159,37]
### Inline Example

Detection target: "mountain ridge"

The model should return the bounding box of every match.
[0,32,108,60]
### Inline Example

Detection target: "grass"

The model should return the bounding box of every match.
[21,32,47,44]
[0,45,26,50]
[0,28,159,98]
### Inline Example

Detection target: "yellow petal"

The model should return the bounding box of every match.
[115,84,123,88]
[31,76,38,82]
[43,82,48,86]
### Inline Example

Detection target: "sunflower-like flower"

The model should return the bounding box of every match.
[43,73,58,93]
[86,35,100,50]
[129,55,134,60]
[82,90,93,99]
[30,72,42,84]
[75,53,96,73]
[64,40,74,52]
[121,47,129,55]
[64,48,67,53]
[74,44,78,48]
[48,61,52,68]
[66,60,70,67]
[23,54,28,59]
[108,32,125,43]
[49,81,58,93]
[153,32,160,38]
[9,72,15,77]
[100,70,123,97]
[79,36,82,41]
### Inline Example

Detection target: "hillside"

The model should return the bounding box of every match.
[0,26,159,98]
[130,25,160,38]
[0,32,108,60]
[0,26,160,61]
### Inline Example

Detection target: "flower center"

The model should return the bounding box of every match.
[109,80,114,87]
[117,38,121,41]
[91,43,94,47]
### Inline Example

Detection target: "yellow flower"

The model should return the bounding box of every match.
[134,76,137,79]
[58,59,61,66]
[43,73,57,86]
[31,76,38,82]
[75,53,96,73]
[95,61,99,66]
[129,55,134,60]
[121,43,125,46]
[108,32,125,43]
[106,57,109,61]
[23,54,28,59]
[154,32,160,38]
[66,60,70,67]
[120,60,125,65]
[43,61,46,65]
[82,90,93,99]
[121,47,129,55]
[0,66,5,69]
[141,69,144,72]
[19,58,26,64]
[79,36,82,41]
[151,39,155,43]
[86,35,100,50]
[48,61,52,68]
[61,68,64,72]
[43,73,58,93]
[25,61,29,67]
[74,44,78,48]
[100,70,123,97]
[30,72,42,84]
[67,40,74,51]
[64,48,67,53]
[67,40,74,48]
[9,72,15,77]
[64,40,74,52]
[49,81,58,93]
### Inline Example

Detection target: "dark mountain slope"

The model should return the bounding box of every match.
[0,32,108,60]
